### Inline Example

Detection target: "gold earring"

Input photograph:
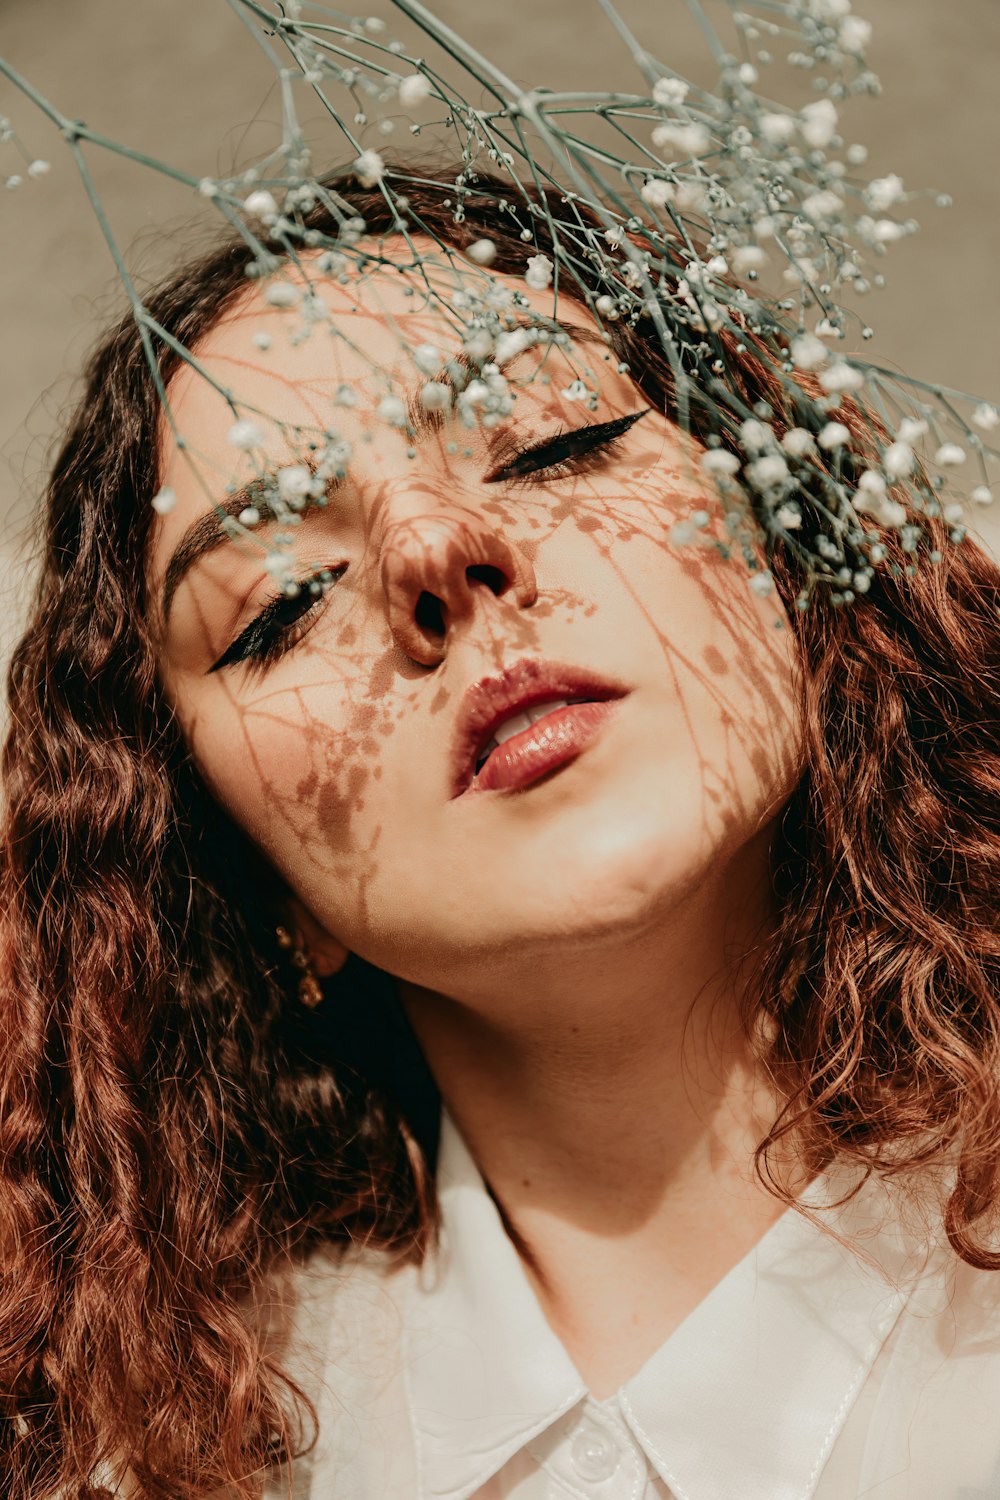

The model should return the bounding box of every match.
[275,924,325,1009]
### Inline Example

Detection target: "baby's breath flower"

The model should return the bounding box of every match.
[775,503,803,529]
[882,441,915,478]
[898,417,929,443]
[739,419,773,453]
[494,327,532,365]
[802,190,843,222]
[781,428,815,457]
[397,72,432,109]
[759,113,796,146]
[524,253,553,291]
[276,464,314,504]
[748,570,775,597]
[746,454,790,489]
[640,178,675,208]
[972,404,999,430]
[239,506,260,527]
[700,448,741,476]
[406,344,439,377]
[353,150,385,188]
[652,77,689,107]
[26,159,50,178]
[730,245,766,275]
[819,361,865,395]
[466,237,497,266]
[419,381,452,412]
[377,394,408,427]
[651,122,710,157]
[866,173,905,211]
[839,15,873,51]
[243,189,279,220]
[971,486,993,505]
[790,333,829,371]
[264,282,299,308]
[799,99,838,150]
[151,486,177,515]
[818,421,851,449]
[252,330,273,351]
[934,442,967,467]
[227,419,264,450]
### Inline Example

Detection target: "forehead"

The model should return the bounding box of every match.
[160,235,619,468]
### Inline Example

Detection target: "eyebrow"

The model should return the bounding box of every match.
[157,315,612,627]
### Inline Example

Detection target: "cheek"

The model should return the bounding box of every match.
[181,687,381,881]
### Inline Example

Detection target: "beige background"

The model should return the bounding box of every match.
[1,0,998,659]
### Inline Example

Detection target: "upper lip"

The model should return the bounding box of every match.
[449,657,630,798]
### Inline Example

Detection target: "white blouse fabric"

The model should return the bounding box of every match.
[263,1107,1000,1500]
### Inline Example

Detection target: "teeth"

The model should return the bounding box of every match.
[475,698,582,773]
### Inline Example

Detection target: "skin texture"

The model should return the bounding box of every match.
[149,238,809,1395]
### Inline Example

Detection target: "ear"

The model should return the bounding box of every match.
[282,893,351,977]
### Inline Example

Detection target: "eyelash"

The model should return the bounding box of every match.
[208,412,647,677]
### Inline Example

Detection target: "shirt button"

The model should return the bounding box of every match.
[569,1421,621,1483]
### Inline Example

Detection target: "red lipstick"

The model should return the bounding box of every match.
[450,658,629,799]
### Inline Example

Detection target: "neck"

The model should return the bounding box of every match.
[396,825,802,1395]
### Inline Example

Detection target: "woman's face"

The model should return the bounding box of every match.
[148,236,805,1003]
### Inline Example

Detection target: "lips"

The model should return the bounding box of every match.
[449,657,630,798]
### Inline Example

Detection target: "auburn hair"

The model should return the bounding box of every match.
[1,161,998,1498]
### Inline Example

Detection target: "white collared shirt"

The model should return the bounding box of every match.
[262,1107,1000,1500]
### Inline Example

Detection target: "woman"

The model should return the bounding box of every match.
[1,164,998,1500]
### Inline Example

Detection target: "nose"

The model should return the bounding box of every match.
[379,505,538,666]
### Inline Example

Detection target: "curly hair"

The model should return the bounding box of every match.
[1,160,998,1498]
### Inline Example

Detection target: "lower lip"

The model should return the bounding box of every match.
[465,700,623,796]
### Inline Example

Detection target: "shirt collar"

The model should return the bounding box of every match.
[404,1107,930,1500]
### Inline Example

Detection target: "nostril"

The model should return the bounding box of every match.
[414,590,446,639]
[466,563,507,596]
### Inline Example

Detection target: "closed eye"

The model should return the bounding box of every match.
[483,407,651,487]
[206,408,653,677]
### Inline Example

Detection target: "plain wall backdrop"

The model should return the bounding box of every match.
[1,0,998,671]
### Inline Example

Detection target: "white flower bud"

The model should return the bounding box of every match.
[227,419,264,450]
[839,15,873,50]
[640,178,676,208]
[700,448,741,476]
[277,465,314,503]
[466,237,497,266]
[818,421,851,450]
[748,571,775,597]
[747,455,790,490]
[377,394,408,427]
[652,78,689,107]
[151,486,177,515]
[353,150,385,188]
[781,428,815,457]
[524,253,554,291]
[412,343,442,375]
[398,73,432,109]
[972,404,999,430]
[243,189,279,220]
[790,333,829,371]
[882,441,914,478]
[759,113,796,146]
[775,503,803,529]
[971,486,993,505]
[934,443,967,467]
[819,361,865,394]
[264,282,299,309]
[418,382,452,412]
[731,245,767,275]
[866,173,904,211]
[799,99,838,150]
